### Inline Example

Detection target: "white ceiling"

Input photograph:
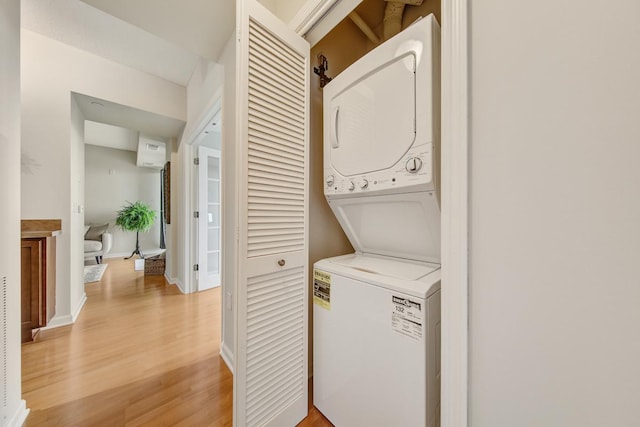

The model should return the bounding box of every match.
[79,0,235,62]
[22,0,235,154]
[74,93,186,140]
[21,0,202,86]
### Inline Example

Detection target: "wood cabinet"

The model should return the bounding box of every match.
[21,219,59,343]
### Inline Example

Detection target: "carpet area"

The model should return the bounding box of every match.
[84,263,108,283]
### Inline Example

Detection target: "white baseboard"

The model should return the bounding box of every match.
[164,273,186,295]
[105,249,166,259]
[6,399,29,427]
[41,293,86,331]
[174,278,185,294]
[220,341,234,374]
[164,272,176,285]
[71,293,87,322]
[39,314,73,331]
[103,251,130,259]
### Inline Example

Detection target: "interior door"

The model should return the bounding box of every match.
[235,1,310,426]
[198,146,222,291]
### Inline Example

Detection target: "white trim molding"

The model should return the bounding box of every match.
[290,0,363,46]
[220,341,235,374]
[6,400,29,427]
[173,278,186,294]
[289,0,339,35]
[71,293,87,322]
[440,0,469,426]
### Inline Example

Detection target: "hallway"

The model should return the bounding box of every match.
[22,257,332,426]
[22,258,233,426]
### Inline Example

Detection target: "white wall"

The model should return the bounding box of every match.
[469,1,640,425]
[172,34,235,367]
[220,34,237,368]
[85,144,162,256]
[21,29,186,326]
[173,54,225,294]
[164,138,177,281]
[185,59,224,141]
[175,142,188,292]
[70,96,87,318]
[0,1,29,425]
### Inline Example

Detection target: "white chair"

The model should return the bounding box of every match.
[84,225,113,264]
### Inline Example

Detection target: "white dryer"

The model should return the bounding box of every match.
[313,14,442,427]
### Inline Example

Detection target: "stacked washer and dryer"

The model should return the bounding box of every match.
[313,15,441,427]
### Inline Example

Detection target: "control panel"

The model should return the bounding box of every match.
[325,144,434,197]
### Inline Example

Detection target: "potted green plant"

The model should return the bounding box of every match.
[115,201,156,259]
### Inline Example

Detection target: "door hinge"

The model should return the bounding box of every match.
[193,264,199,272]
[194,157,200,166]
[194,211,199,219]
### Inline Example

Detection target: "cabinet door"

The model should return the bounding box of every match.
[21,239,42,342]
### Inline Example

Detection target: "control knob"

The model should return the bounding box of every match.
[326,175,335,187]
[348,181,355,191]
[360,179,369,189]
[405,157,423,174]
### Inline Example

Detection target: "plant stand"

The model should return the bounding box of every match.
[125,231,145,259]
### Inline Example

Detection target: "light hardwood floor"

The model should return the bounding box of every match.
[22,258,331,426]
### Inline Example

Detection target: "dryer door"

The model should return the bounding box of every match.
[326,53,416,177]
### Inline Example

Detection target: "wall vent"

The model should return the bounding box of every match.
[1,275,7,410]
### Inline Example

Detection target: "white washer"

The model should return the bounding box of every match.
[313,254,441,427]
[314,14,442,427]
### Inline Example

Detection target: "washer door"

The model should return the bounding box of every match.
[328,191,441,263]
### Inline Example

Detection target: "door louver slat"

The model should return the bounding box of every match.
[249,21,305,69]
[248,101,305,132]
[249,228,304,239]
[248,119,306,148]
[249,189,304,201]
[249,113,304,142]
[249,59,305,100]
[249,147,303,169]
[248,133,304,157]
[249,159,304,179]
[248,84,305,121]
[248,218,304,225]
[248,43,305,84]
[248,164,304,185]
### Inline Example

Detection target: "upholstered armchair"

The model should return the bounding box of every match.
[84,224,113,264]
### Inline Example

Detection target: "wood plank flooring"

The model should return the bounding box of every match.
[22,258,332,427]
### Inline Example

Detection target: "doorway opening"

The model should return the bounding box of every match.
[191,107,223,292]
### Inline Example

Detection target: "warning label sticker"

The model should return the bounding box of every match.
[391,296,423,341]
[313,269,331,310]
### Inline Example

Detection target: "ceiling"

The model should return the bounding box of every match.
[22,0,235,155]
[21,0,203,86]
[74,93,186,139]
[80,0,235,62]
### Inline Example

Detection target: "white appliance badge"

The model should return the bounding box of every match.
[391,296,423,341]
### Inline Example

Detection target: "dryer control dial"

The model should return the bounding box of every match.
[360,179,369,189]
[348,181,355,191]
[405,157,423,174]
[326,175,335,187]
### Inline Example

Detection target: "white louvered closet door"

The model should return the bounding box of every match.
[234,1,310,426]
